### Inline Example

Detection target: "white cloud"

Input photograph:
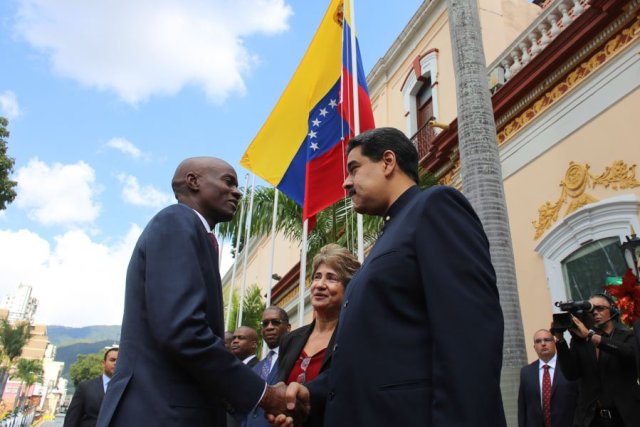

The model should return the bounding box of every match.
[0,90,21,119]
[14,0,293,104]
[117,173,172,208]
[106,137,142,159]
[0,225,141,326]
[15,158,101,225]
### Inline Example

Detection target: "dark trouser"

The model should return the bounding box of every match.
[589,408,624,427]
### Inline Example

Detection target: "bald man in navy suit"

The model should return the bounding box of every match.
[97,157,296,427]
[518,329,578,427]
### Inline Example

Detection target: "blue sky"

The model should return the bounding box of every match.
[0,0,423,326]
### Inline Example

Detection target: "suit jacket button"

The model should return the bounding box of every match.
[329,391,335,401]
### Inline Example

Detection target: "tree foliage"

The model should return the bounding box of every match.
[12,358,43,388]
[69,352,103,387]
[0,320,31,397]
[224,285,266,354]
[0,117,17,210]
[0,320,31,366]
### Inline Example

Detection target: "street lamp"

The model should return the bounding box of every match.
[620,228,640,283]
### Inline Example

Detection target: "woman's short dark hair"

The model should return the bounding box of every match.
[346,127,419,184]
[311,244,361,287]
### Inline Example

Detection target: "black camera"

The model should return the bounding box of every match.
[551,300,594,333]
[555,300,593,312]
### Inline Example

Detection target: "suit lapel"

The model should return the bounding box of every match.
[529,363,541,402]
[551,363,560,395]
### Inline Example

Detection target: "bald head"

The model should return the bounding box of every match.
[171,157,241,227]
[172,157,230,197]
[231,326,259,360]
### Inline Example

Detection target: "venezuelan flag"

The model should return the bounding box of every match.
[240,0,374,220]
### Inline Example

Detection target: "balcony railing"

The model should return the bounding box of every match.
[410,122,437,160]
[487,0,589,92]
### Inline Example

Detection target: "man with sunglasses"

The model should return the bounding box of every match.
[242,307,291,427]
[554,294,640,426]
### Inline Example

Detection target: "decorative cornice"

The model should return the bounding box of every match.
[533,161,640,239]
[496,7,639,143]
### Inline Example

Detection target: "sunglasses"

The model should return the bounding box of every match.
[591,305,610,313]
[261,319,287,327]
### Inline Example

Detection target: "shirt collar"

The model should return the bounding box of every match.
[382,185,420,228]
[242,355,256,365]
[384,185,420,224]
[102,374,110,390]
[191,208,212,233]
[538,353,557,370]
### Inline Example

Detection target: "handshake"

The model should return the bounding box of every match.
[259,382,311,426]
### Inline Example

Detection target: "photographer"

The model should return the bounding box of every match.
[553,294,640,427]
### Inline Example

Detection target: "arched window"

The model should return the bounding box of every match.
[561,237,627,300]
[535,194,639,304]
[401,50,439,160]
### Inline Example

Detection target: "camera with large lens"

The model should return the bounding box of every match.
[551,300,594,333]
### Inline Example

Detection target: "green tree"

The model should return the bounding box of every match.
[11,358,43,410]
[446,0,526,422]
[0,320,31,396]
[0,117,17,210]
[219,168,437,260]
[68,352,104,387]
[224,285,266,354]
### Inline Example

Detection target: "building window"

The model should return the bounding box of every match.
[561,237,627,301]
[535,194,639,306]
[401,50,439,158]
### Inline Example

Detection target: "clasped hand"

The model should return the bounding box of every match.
[260,382,310,427]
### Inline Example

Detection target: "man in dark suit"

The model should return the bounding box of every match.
[555,294,640,427]
[231,326,260,368]
[518,329,577,427]
[64,347,118,427]
[272,128,505,426]
[243,307,291,427]
[96,157,294,427]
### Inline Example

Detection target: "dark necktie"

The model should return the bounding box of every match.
[260,350,275,380]
[209,232,219,256]
[542,364,552,427]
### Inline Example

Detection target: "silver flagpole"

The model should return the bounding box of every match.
[225,173,249,331]
[238,173,256,326]
[348,0,365,262]
[266,188,279,309]
[298,219,308,327]
[263,187,280,358]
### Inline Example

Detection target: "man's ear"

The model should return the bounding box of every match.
[381,150,397,177]
[185,171,199,191]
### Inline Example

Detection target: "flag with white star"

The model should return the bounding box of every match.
[240,0,374,220]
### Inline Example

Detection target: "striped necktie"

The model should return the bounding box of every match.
[260,350,275,380]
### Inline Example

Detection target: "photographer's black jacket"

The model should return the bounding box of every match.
[556,326,640,426]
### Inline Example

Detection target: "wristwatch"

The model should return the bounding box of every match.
[587,329,596,341]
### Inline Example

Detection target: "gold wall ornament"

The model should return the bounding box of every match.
[533,160,640,239]
[592,161,640,189]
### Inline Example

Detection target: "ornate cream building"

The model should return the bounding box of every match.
[225,0,639,403]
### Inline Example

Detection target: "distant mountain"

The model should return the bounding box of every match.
[47,325,121,347]
[56,340,118,377]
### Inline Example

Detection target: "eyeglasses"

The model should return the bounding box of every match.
[592,305,610,313]
[296,356,311,384]
[261,319,286,328]
[534,338,553,344]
